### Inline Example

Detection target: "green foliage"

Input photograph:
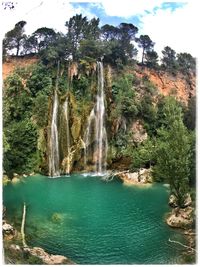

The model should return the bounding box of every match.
[183,96,196,130]
[3,20,27,56]
[72,75,90,100]
[129,138,155,170]
[161,46,178,74]
[4,119,38,175]
[152,99,192,207]
[177,53,196,75]
[26,63,52,96]
[79,39,105,60]
[112,74,138,119]
[3,73,33,124]
[136,35,154,65]
[32,93,49,128]
[145,50,159,69]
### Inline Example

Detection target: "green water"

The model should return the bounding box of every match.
[3,174,184,264]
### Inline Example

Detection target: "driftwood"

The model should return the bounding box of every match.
[21,202,28,248]
[101,170,129,181]
[168,238,196,252]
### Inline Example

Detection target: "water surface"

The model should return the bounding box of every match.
[3,174,184,264]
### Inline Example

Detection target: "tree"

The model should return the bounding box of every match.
[3,20,27,56]
[153,97,192,207]
[79,39,105,60]
[130,138,156,170]
[183,96,196,130]
[101,24,120,41]
[30,27,57,53]
[85,17,100,40]
[65,14,89,60]
[26,64,52,97]
[161,46,178,74]
[177,52,196,75]
[3,119,38,176]
[145,50,159,68]
[136,35,154,65]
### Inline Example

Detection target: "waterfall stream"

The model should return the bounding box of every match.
[84,62,108,174]
[63,96,71,174]
[49,90,60,177]
[49,62,60,177]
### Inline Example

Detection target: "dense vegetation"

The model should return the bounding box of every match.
[3,14,196,209]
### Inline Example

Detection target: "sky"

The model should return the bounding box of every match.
[0,0,199,59]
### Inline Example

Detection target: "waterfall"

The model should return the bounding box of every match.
[49,62,60,177]
[63,96,71,174]
[49,91,60,177]
[84,62,108,175]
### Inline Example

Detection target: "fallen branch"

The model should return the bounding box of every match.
[102,170,129,181]
[21,202,28,248]
[168,238,196,252]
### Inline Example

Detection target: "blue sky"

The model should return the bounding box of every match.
[70,2,187,27]
[0,1,197,57]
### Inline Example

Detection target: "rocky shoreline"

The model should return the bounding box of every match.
[117,168,153,186]
[3,220,75,265]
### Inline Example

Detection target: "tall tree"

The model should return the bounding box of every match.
[153,97,192,207]
[31,27,57,53]
[136,35,154,65]
[65,14,89,60]
[3,20,27,56]
[101,24,120,41]
[177,52,196,75]
[119,23,138,60]
[161,46,178,74]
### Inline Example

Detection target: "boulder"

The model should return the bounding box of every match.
[183,193,192,208]
[3,175,10,185]
[3,222,16,239]
[168,194,178,208]
[131,120,148,144]
[118,168,152,185]
[12,177,20,183]
[166,207,194,229]
[10,244,22,252]
[29,247,74,264]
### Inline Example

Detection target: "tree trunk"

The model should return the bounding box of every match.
[141,48,145,65]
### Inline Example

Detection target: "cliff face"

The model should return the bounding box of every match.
[134,66,195,104]
[3,57,195,104]
[3,55,39,80]
[2,56,196,175]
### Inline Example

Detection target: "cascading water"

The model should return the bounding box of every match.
[84,62,108,175]
[49,90,60,177]
[49,62,60,177]
[63,96,71,174]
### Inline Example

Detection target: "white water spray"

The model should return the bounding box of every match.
[84,62,108,175]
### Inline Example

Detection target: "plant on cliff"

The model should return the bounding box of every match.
[112,73,138,119]
[153,97,192,207]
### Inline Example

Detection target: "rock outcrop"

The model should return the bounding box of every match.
[167,193,194,229]
[25,247,74,265]
[166,206,194,229]
[118,168,152,185]
[131,120,148,144]
[134,67,195,104]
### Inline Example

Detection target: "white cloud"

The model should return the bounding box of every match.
[101,0,165,17]
[1,0,79,36]
[1,0,198,59]
[138,1,198,58]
